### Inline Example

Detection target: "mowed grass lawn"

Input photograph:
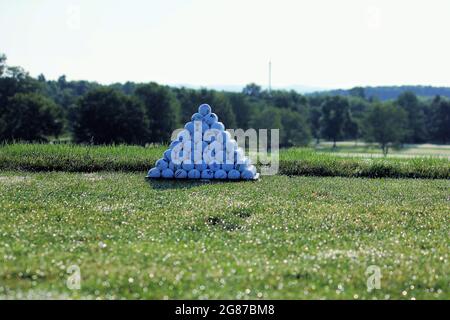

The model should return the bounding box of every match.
[0,172,448,299]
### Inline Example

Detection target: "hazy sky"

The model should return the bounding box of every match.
[1,0,450,89]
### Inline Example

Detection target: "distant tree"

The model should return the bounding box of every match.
[0,53,6,76]
[269,90,308,113]
[0,62,41,111]
[396,91,427,143]
[228,93,256,129]
[363,102,408,155]
[135,83,180,143]
[280,109,311,147]
[0,93,63,142]
[73,88,149,144]
[250,107,283,133]
[320,96,350,148]
[343,114,359,141]
[348,87,366,99]
[429,96,450,144]
[242,83,262,98]
[309,105,322,144]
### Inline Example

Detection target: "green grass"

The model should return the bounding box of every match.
[280,148,450,179]
[1,144,449,179]
[0,172,448,299]
[315,141,450,158]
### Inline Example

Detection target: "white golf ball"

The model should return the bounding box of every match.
[185,121,195,133]
[182,161,195,171]
[188,169,201,179]
[147,168,161,178]
[209,161,221,172]
[170,140,180,149]
[211,122,225,132]
[163,149,172,161]
[204,113,218,125]
[201,169,214,179]
[161,168,174,178]
[198,104,211,116]
[241,169,255,180]
[174,169,188,179]
[222,163,234,172]
[227,169,240,180]
[155,158,168,171]
[195,160,207,171]
[191,112,203,121]
[214,169,227,179]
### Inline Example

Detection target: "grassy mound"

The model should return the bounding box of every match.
[0,143,449,179]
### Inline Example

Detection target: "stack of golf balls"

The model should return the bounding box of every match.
[147,103,259,181]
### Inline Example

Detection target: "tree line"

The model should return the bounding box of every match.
[1,54,449,154]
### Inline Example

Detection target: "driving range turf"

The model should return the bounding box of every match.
[0,172,448,299]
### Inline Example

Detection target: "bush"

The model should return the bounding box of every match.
[72,88,149,144]
[0,93,63,142]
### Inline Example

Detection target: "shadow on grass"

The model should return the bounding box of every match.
[145,177,227,190]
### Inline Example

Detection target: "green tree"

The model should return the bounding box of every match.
[363,102,408,155]
[73,88,149,144]
[0,53,6,76]
[0,56,41,113]
[250,107,284,145]
[280,109,311,147]
[429,96,450,143]
[309,105,322,144]
[320,96,350,148]
[348,87,366,99]
[396,91,427,143]
[135,83,180,143]
[0,93,63,141]
[242,83,262,98]
[228,93,256,129]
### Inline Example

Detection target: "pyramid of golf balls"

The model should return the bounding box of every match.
[147,103,259,181]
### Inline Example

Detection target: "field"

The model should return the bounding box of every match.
[0,144,449,300]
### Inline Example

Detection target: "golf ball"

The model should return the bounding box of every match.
[195,160,207,171]
[168,161,177,171]
[202,122,209,133]
[155,158,168,171]
[198,103,211,116]
[227,169,240,180]
[174,169,188,179]
[147,168,161,178]
[182,161,195,171]
[204,113,218,125]
[177,129,191,142]
[214,169,227,179]
[222,163,234,172]
[163,149,172,161]
[191,112,203,121]
[201,169,214,179]
[185,121,195,133]
[188,169,201,179]
[241,169,255,180]
[211,121,225,132]
[170,140,180,149]
[209,161,221,172]
[161,168,174,179]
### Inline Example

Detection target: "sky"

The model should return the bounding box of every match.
[1,0,450,90]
